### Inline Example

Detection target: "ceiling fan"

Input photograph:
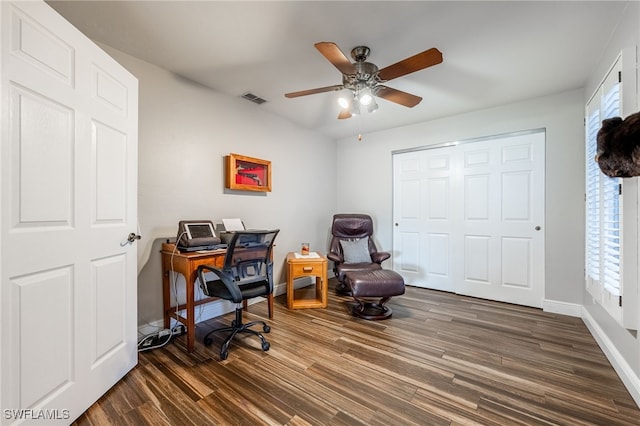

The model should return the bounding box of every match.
[285,42,443,119]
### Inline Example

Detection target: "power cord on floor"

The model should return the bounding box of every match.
[137,324,186,352]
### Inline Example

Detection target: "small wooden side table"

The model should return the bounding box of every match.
[286,251,328,309]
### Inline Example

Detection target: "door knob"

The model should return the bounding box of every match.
[127,232,142,243]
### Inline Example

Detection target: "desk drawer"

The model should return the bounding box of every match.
[290,262,324,276]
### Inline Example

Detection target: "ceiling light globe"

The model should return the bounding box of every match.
[360,93,373,106]
[337,89,354,109]
[350,102,361,116]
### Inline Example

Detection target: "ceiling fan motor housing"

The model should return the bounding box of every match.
[343,61,379,91]
[351,46,370,62]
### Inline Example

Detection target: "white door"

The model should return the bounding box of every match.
[393,130,545,307]
[393,149,455,292]
[454,132,545,307]
[0,2,138,424]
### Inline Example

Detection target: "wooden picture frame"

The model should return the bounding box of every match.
[225,153,272,192]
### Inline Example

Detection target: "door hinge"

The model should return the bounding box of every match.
[619,295,622,307]
[618,70,622,83]
[619,183,623,195]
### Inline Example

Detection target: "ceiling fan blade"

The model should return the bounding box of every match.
[375,85,422,108]
[285,84,343,98]
[337,109,352,120]
[314,42,357,75]
[377,48,443,82]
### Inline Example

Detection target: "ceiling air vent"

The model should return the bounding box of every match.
[241,92,267,105]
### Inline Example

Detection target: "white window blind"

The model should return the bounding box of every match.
[600,82,622,296]
[585,106,601,283]
[584,51,636,328]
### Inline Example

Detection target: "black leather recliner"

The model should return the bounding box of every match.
[327,214,390,294]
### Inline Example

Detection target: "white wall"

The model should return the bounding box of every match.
[335,89,586,306]
[100,46,338,328]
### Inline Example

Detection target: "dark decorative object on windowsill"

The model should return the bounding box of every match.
[596,111,640,177]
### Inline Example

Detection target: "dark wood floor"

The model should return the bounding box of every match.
[74,280,640,425]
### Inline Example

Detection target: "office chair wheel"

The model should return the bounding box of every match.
[262,341,270,351]
[204,337,213,346]
[263,324,271,333]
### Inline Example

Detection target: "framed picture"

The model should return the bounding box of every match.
[225,153,272,192]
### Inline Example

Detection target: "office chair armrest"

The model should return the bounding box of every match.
[327,252,343,263]
[197,264,243,302]
[371,251,391,264]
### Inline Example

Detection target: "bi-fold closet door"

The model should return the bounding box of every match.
[392,130,545,308]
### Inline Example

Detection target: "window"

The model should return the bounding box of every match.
[585,49,638,329]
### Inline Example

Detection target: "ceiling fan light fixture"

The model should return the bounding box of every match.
[349,100,361,116]
[337,89,353,109]
[367,99,379,113]
[359,87,373,106]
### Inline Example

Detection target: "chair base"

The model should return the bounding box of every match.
[335,281,352,296]
[352,299,393,320]
[204,307,270,360]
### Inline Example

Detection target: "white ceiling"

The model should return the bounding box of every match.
[47,1,627,140]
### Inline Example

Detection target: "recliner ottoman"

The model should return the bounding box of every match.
[343,269,405,320]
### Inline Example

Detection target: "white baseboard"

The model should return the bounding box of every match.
[274,280,287,297]
[543,299,582,317]
[581,306,640,407]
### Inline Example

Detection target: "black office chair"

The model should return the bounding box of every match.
[197,229,279,360]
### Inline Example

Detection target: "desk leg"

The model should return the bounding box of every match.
[161,257,171,330]
[186,271,196,353]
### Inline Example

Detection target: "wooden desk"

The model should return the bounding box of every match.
[161,243,273,352]
[286,252,328,309]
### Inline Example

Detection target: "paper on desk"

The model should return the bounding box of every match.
[294,251,320,259]
[222,218,245,231]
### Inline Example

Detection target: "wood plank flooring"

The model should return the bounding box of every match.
[74,280,640,425]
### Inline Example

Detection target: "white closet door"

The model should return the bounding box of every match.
[455,132,545,307]
[0,1,138,423]
[393,149,455,292]
[392,130,545,307]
